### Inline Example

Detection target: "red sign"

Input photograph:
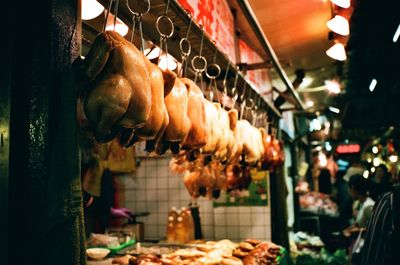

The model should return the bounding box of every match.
[336,144,361,154]
[177,0,236,63]
[239,39,272,94]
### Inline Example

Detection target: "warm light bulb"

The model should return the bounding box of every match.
[371,167,375,173]
[319,153,328,167]
[82,0,104,20]
[145,47,162,60]
[105,15,129,36]
[389,155,398,163]
[158,54,177,71]
[372,146,379,154]
[324,80,341,94]
[306,100,314,108]
[373,157,380,167]
[326,43,347,61]
[363,170,369,179]
[330,0,350,8]
[327,15,349,36]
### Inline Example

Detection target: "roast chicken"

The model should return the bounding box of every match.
[180,78,208,149]
[201,100,222,154]
[227,109,243,163]
[235,120,264,164]
[260,129,285,169]
[156,77,191,154]
[83,31,152,143]
[213,104,231,161]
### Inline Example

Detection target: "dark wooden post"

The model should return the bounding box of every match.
[9,0,85,264]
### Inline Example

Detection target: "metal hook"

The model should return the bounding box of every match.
[192,25,207,91]
[103,0,120,32]
[205,63,221,102]
[156,15,174,39]
[164,0,170,15]
[126,0,151,52]
[179,11,193,78]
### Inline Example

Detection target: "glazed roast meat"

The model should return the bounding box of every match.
[83,31,152,143]
[181,78,208,149]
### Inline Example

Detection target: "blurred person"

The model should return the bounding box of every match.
[334,170,353,229]
[343,174,375,236]
[369,164,393,201]
[360,185,400,265]
[343,174,375,265]
[318,168,333,194]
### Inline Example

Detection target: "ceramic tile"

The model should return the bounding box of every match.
[226,227,239,240]
[157,177,168,189]
[239,214,252,226]
[226,214,239,226]
[214,226,227,240]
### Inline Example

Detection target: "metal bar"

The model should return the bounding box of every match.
[168,0,282,118]
[237,62,273,71]
[236,0,305,110]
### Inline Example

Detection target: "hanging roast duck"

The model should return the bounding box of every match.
[77,31,175,146]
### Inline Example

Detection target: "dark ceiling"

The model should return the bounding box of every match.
[341,0,400,129]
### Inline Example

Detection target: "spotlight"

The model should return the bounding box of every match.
[326,43,347,61]
[82,0,104,20]
[327,15,349,36]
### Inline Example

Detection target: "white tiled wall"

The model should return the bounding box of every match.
[119,148,271,242]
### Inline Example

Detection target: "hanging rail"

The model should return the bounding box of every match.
[163,0,282,118]
[93,0,282,118]
[236,0,306,110]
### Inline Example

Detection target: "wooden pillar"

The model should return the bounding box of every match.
[9,0,85,264]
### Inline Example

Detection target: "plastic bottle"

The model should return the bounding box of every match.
[166,207,178,243]
[175,215,186,244]
[181,207,194,242]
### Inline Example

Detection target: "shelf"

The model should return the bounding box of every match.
[93,0,282,119]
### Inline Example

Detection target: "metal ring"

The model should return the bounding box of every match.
[231,87,238,101]
[156,15,174,38]
[126,0,150,15]
[205,63,221,79]
[244,98,255,109]
[179,38,191,56]
[191,55,207,72]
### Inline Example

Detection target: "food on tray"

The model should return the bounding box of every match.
[122,239,281,265]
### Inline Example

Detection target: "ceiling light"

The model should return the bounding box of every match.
[158,53,177,71]
[330,0,350,8]
[306,100,314,108]
[299,77,314,89]
[82,0,104,20]
[371,167,375,173]
[325,142,332,151]
[319,153,328,167]
[327,15,349,36]
[144,47,162,60]
[363,170,369,179]
[373,157,381,167]
[369,78,377,92]
[310,118,322,131]
[324,80,341,94]
[105,15,129,36]
[393,24,400,43]
[328,106,340,113]
[372,146,379,154]
[326,43,347,61]
[389,155,398,163]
